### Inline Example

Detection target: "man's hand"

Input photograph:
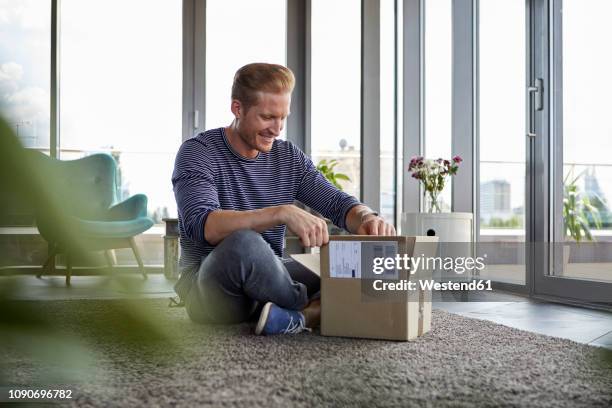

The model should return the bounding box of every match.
[278,204,329,247]
[356,214,396,236]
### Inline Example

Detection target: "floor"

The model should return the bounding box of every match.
[3,273,612,350]
[480,263,612,286]
[435,294,612,349]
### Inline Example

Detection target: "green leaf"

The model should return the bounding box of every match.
[335,174,350,181]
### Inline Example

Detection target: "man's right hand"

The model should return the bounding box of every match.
[277,204,329,248]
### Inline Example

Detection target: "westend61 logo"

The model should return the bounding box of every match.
[372,254,487,275]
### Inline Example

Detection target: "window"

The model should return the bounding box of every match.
[59,0,182,224]
[554,0,612,283]
[561,0,612,235]
[0,0,51,152]
[478,0,526,285]
[311,0,361,199]
[424,0,452,212]
[395,0,403,227]
[205,0,287,133]
[380,0,398,223]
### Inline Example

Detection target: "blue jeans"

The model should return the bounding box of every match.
[185,229,320,324]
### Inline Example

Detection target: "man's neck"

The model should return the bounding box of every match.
[225,123,258,159]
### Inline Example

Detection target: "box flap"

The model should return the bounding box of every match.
[290,253,321,276]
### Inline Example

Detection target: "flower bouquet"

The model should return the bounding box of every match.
[408,155,462,213]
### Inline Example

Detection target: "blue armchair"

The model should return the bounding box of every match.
[26,150,155,285]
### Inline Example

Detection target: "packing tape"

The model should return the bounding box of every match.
[418,288,424,336]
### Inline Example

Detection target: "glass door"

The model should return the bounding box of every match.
[534,0,612,303]
[477,0,528,287]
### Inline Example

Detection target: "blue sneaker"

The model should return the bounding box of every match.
[255,302,309,335]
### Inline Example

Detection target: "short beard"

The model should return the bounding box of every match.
[235,123,259,151]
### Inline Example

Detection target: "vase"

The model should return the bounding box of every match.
[424,190,442,213]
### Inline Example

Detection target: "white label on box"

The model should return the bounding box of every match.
[329,241,361,278]
[329,241,399,279]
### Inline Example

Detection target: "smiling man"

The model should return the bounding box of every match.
[172,62,395,335]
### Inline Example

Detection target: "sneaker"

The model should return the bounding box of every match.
[255,302,309,335]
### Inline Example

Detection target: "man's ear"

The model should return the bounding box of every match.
[230,99,242,119]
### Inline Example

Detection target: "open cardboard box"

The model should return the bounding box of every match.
[292,235,439,341]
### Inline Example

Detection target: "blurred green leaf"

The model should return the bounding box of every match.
[0,113,181,386]
[316,159,351,191]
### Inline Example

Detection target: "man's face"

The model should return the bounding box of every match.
[235,92,291,153]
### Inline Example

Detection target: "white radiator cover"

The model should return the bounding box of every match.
[401,212,473,242]
[401,212,474,283]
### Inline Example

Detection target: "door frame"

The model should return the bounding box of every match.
[531,0,612,304]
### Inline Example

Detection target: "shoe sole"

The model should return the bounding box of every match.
[255,302,273,335]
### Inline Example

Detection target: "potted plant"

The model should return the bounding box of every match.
[562,168,602,270]
[314,159,352,235]
[316,159,351,191]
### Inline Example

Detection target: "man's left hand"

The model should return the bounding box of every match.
[356,215,396,236]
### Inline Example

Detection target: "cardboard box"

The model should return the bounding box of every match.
[293,235,438,341]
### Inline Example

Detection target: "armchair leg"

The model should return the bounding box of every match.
[104,249,117,270]
[65,253,72,287]
[129,237,147,279]
[39,247,58,279]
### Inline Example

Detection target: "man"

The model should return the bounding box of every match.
[172,62,395,335]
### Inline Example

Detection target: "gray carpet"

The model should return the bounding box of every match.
[3,298,612,407]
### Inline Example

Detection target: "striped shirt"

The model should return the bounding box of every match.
[171,127,360,299]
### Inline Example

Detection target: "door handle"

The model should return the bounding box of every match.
[194,110,199,130]
[527,78,543,138]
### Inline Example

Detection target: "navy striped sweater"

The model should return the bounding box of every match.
[171,127,360,299]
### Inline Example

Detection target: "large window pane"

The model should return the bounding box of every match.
[395,0,403,228]
[60,0,182,224]
[311,0,361,199]
[380,0,397,224]
[0,0,50,151]
[424,0,452,212]
[555,0,612,283]
[0,0,50,229]
[205,0,286,133]
[478,0,526,285]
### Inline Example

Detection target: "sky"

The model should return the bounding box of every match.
[205,0,286,134]
[59,0,182,217]
[479,0,526,211]
[1,0,611,223]
[0,0,50,147]
[0,0,182,217]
